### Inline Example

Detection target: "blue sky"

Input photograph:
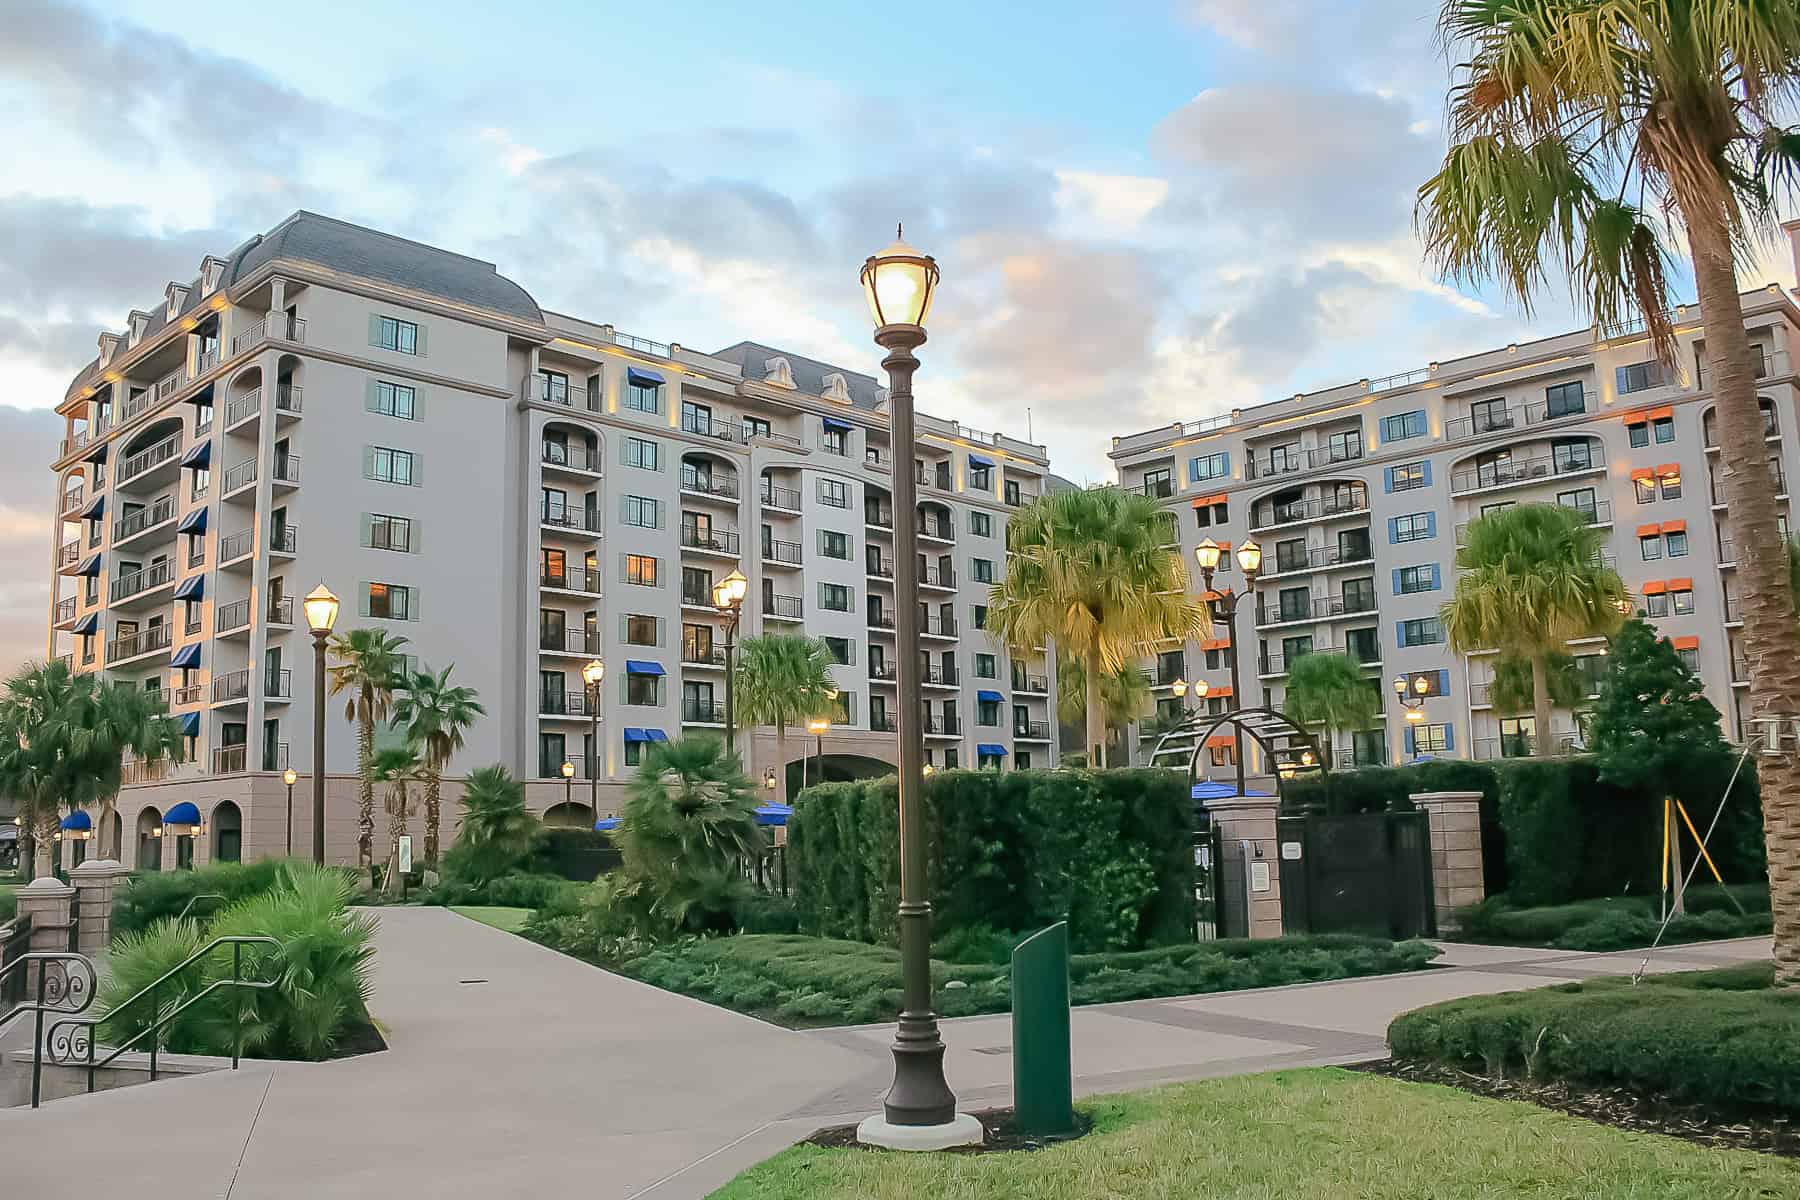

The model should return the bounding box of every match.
[0,0,1793,668]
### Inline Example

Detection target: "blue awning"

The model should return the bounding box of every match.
[71,613,98,635]
[180,441,211,469]
[1190,782,1275,801]
[172,575,204,600]
[177,506,208,534]
[754,802,793,827]
[80,495,105,519]
[61,810,91,831]
[625,659,664,676]
[171,643,202,669]
[165,801,201,825]
[85,441,107,463]
[178,712,201,737]
[645,729,669,742]
[967,453,995,469]
[623,727,670,743]
[626,367,665,387]
[977,743,1009,757]
[976,689,1003,703]
[76,555,101,577]
[594,817,622,831]
[821,416,854,434]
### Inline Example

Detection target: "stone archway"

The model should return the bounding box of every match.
[784,752,894,799]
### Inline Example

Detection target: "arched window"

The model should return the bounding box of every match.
[212,801,243,863]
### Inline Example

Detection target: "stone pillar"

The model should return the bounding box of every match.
[14,878,76,991]
[70,859,129,955]
[1204,794,1284,939]
[1410,791,1486,933]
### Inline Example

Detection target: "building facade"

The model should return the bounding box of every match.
[1111,237,1800,776]
[44,211,1058,870]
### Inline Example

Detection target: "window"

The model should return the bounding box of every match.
[1640,533,1663,561]
[1194,501,1228,528]
[819,530,850,559]
[681,567,713,607]
[1653,415,1676,443]
[1414,723,1449,753]
[538,733,567,778]
[1629,422,1650,449]
[1327,429,1362,462]
[681,400,712,435]
[366,582,412,620]
[1404,670,1446,697]
[820,583,852,612]
[823,636,853,665]
[1390,512,1434,543]
[819,479,849,509]
[1676,646,1700,672]
[1380,410,1427,442]
[1556,487,1598,522]
[1142,467,1173,497]
[1552,438,1593,472]
[1660,471,1682,500]
[976,697,1001,727]
[367,514,412,552]
[1672,587,1695,615]
[1268,443,1300,472]
[1395,565,1438,594]
[822,426,849,456]
[969,461,991,490]
[623,496,659,528]
[1616,360,1666,394]
[969,511,992,537]
[626,554,658,586]
[375,316,419,355]
[1398,617,1443,647]
[1645,590,1670,617]
[972,604,988,630]
[1389,462,1428,492]
[971,558,995,583]
[1634,477,1656,504]
[1544,381,1586,418]
[943,747,959,769]
[1666,529,1689,557]
[1190,452,1229,481]
[974,653,996,678]
[625,437,659,470]
[1499,716,1535,757]
[624,738,644,767]
[368,446,415,485]
[626,615,658,646]
[373,381,416,419]
[626,672,659,706]
[191,466,209,499]
[1343,578,1376,611]
[1278,587,1311,622]
[626,379,661,413]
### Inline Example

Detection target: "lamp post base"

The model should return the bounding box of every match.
[855,1112,984,1152]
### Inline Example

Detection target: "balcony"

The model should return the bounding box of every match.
[1263,538,1376,577]
[540,629,604,657]
[271,454,301,490]
[1711,462,1787,505]
[107,623,172,664]
[1444,391,1597,442]
[1133,478,1175,499]
[870,712,899,732]
[173,682,205,707]
[867,557,894,579]
[761,483,802,513]
[682,698,726,725]
[918,518,955,544]
[920,566,956,591]
[264,669,293,701]
[1013,674,1049,694]
[1328,744,1388,769]
[225,389,261,428]
[1473,734,1536,761]
[921,664,960,688]
[870,661,898,682]
[219,528,255,566]
[113,495,177,547]
[222,458,258,498]
[53,596,77,626]
[1244,453,1304,481]
[920,615,958,640]
[541,504,603,536]
[1457,500,1613,545]
[541,565,603,595]
[762,538,802,567]
[230,313,306,356]
[679,470,739,503]
[1014,721,1052,741]
[681,413,747,444]
[679,526,741,557]
[867,609,896,631]
[1141,664,1184,688]
[57,541,81,571]
[1250,489,1370,532]
[1259,644,1381,677]
[117,435,181,488]
[216,599,252,636]
[681,647,728,670]
[1450,450,1605,496]
[110,560,174,604]
[60,484,84,516]
[1306,443,1364,469]
[267,596,294,626]
[1255,592,1379,627]
[121,757,174,786]
[681,589,717,610]
[542,442,602,474]
[921,713,962,737]
[765,593,804,622]
[1733,654,1751,685]
[864,504,895,530]
[522,373,596,410]
[539,690,598,717]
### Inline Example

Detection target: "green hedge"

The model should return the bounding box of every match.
[1453,884,1770,950]
[1388,963,1800,1113]
[113,859,296,939]
[788,768,1191,953]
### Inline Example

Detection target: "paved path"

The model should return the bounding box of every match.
[0,912,1770,1199]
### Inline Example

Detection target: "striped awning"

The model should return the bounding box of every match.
[172,575,204,600]
[180,441,211,469]
[71,613,98,635]
[76,555,102,577]
[179,712,201,737]
[171,643,202,669]
[177,506,208,533]
[81,495,105,518]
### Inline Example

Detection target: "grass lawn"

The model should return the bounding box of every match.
[450,905,532,934]
[710,1068,1800,1199]
[1453,884,1769,950]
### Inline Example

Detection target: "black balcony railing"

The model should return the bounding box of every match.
[541,505,603,533]
[762,483,802,511]
[539,690,596,716]
[1306,443,1364,468]
[540,628,603,655]
[921,713,962,735]
[762,538,802,564]
[1251,490,1370,530]
[541,566,602,594]
[1268,539,1375,573]
[1013,674,1050,693]
[107,624,172,661]
[682,698,726,724]
[1135,478,1175,498]
[868,610,896,630]
[680,527,741,555]
[870,662,898,681]
[680,470,739,499]
[114,496,176,542]
[920,567,955,589]
[766,593,803,619]
[867,558,894,578]
[918,519,955,541]
[1256,592,1379,624]
[865,505,895,528]
[920,664,960,686]
[921,615,957,638]
[1014,721,1051,740]
[216,599,251,633]
[681,647,728,669]
[110,560,173,602]
[1451,451,1604,494]
[542,443,601,472]
[870,712,899,732]
[1245,454,1303,480]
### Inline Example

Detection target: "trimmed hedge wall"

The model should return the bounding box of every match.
[787,768,1191,953]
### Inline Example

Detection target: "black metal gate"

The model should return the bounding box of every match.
[1193,822,1231,940]
[1277,810,1435,939]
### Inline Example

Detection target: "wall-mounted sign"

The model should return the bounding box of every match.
[1281,842,1303,861]
[1250,861,1272,893]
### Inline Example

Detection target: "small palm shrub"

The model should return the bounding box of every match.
[441,764,539,885]
[96,917,209,1053]
[615,736,764,935]
[113,858,292,938]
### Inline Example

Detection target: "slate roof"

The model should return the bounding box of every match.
[709,341,885,411]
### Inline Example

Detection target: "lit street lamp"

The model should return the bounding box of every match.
[283,767,298,857]
[713,569,749,757]
[806,714,830,792]
[855,228,978,1149]
[561,759,575,809]
[303,584,339,865]
[582,658,604,810]
[1394,674,1430,723]
[1192,538,1261,796]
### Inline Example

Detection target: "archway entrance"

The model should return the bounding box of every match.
[212,801,243,863]
[543,801,596,829]
[136,808,163,872]
[783,753,894,799]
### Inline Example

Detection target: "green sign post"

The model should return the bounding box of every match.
[1010,921,1075,1136]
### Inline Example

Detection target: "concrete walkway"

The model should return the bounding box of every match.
[0,912,1770,1199]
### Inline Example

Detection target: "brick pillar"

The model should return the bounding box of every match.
[13,878,76,993]
[1204,794,1284,939]
[70,859,129,956]
[1410,791,1486,932]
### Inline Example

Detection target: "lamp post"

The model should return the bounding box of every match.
[582,658,604,810]
[302,584,339,865]
[713,569,749,758]
[561,760,575,810]
[283,767,297,857]
[806,715,830,791]
[1192,538,1261,796]
[1393,673,1430,762]
[856,228,977,1148]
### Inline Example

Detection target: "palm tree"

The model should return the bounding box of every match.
[370,743,426,895]
[619,736,764,932]
[1059,657,1151,765]
[392,665,485,864]
[326,628,410,868]
[732,634,836,800]
[84,681,185,855]
[989,487,1210,766]
[446,765,538,884]
[1441,505,1626,757]
[1282,653,1379,767]
[1420,1,1800,977]
[1489,652,1588,727]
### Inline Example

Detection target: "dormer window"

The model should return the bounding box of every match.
[200,255,228,295]
[98,332,122,365]
[165,283,190,320]
[763,357,795,389]
[821,372,851,403]
[127,310,151,346]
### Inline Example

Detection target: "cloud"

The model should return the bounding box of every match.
[1053,171,1170,234]
[1184,1,1441,98]
[0,406,64,676]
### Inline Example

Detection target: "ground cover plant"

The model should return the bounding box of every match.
[1453,884,1770,951]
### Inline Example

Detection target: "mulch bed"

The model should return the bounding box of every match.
[806,1106,1093,1154]
[1363,1059,1800,1158]
[323,1016,388,1059]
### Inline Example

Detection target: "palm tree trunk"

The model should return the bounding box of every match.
[775,724,788,802]
[357,713,374,868]
[1530,654,1553,758]
[424,771,441,865]
[33,813,55,879]
[385,782,408,898]
[1687,206,1800,985]
[1085,650,1106,768]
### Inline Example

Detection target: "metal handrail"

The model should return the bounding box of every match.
[1,950,100,1108]
[41,935,279,1105]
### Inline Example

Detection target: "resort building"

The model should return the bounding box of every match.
[44,211,1058,869]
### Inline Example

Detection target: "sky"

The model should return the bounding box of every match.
[1,0,1794,674]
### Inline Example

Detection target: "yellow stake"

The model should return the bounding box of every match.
[1674,799,1728,886]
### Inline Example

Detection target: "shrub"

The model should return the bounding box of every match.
[112,858,293,939]
[1453,884,1770,950]
[442,764,538,885]
[529,827,620,882]
[1388,964,1800,1113]
[0,887,15,923]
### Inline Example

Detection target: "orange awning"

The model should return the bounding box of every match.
[1190,493,1228,508]
[1199,638,1231,651]
[1636,523,1661,537]
[1623,410,1650,425]
[1669,577,1694,592]
[1629,467,1655,481]
[1672,635,1700,651]
[1656,462,1681,477]
[1641,581,1667,595]
[1661,519,1688,534]
[1648,406,1675,421]
[1205,735,1236,749]
[1211,685,1234,699]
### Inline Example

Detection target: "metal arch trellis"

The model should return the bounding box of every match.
[1148,706,1330,801]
